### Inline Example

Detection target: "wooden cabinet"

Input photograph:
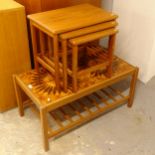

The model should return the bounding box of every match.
[15,0,101,14]
[0,0,31,112]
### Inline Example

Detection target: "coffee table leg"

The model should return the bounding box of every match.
[13,75,24,116]
[106,34,116,78]
[128,67,139,107]
[40,108,49,151]
[53,35,60,92]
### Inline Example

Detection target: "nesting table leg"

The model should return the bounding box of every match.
[53,35,60,91]
[128,67,139,107]
[48,36,53,58]
[39,31,46,57]
[40,108,49,151]
[30,24,39,71]
[62,40,68,92]
[72,45,78,92]
[106,34,116,77]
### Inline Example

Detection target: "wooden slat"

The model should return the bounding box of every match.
[85,96,100,110]
[43,56,55,68]
[86,46,108,59]
[43,56,72,76]
[69,104,83,118]
[78,60,109,76]
[93,92,110,105]
[48,96,129,138]
[77,100,92,114]
[108,86,125,98]
[59,107,73,123]
[87,44,108,53]
[37,56,55,74]
[50,112,63,128]
[101,90,117,101]
[70,28,118,45]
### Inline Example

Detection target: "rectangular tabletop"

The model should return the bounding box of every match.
[15,57,136,111]
[28,3,118,34]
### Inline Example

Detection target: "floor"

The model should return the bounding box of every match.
[0,77,155,155]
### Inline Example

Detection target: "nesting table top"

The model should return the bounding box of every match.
[28,4,118,34]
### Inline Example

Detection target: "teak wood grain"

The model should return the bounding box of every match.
[69,28,118,45]
[28,4,118,34]
[60,21,118,40]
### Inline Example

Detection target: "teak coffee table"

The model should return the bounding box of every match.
[28,4,118,92]
[13,57,138,151]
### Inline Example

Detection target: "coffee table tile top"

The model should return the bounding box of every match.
[16,57,135,107]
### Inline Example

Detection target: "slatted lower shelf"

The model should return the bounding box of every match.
[30,86,129,138]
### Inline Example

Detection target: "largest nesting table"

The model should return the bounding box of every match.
[28,4,118,92]
[13,57,138,151]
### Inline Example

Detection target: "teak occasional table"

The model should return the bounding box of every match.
[28,4,118,92]
[13,57,138,151]
[59,21,118,92]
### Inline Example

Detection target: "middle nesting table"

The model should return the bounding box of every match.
[28,3,118,93]
[60,23,118,92]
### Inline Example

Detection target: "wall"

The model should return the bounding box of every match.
[102,0,113,10]
[112,0,155,83]
[147,40,155,82]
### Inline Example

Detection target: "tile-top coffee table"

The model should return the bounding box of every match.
[13,57,138,151]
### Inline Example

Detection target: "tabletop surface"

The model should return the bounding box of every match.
[16,57,135,109]
[28,4,118,34]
